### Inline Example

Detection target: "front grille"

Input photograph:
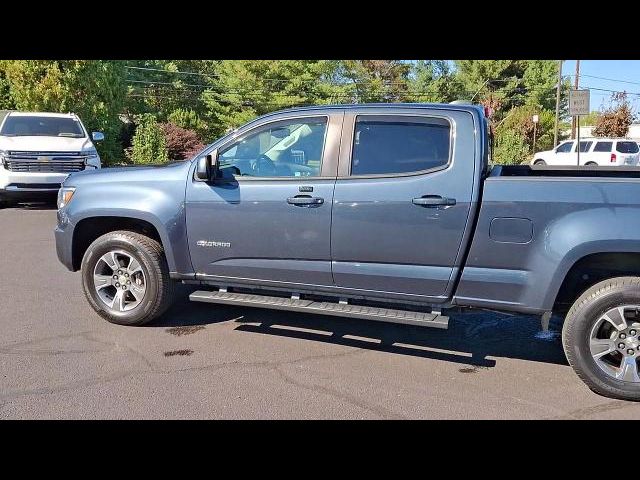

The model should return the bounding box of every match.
[5,160,85,173]
[4,151,86,173]
[7,183,61,190]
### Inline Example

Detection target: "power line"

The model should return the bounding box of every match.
[565,73,640,87]
[128,77,534,97]
[127,79,214,89]
[127,81,541,105]
[580,85,640,97]
[125,65,219,80]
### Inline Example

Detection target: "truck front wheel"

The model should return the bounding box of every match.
[563,277,640,400]
[80,231,175,326]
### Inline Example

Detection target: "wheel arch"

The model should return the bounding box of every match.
[553,251,640,312]
[71,213,174,272]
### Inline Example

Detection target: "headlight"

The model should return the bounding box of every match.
[0,150,7,167]
[57,187,76,209]
[83,149,99,164]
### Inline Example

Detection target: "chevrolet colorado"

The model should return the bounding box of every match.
[55,103,640,400]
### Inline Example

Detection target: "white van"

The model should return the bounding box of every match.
[532,138,640,167]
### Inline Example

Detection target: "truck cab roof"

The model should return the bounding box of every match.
[266,102,486,117]
[5,111,78,118]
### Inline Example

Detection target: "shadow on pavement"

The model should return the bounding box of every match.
[156,285,568,369]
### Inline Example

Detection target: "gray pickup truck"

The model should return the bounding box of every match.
[55,103,640,400]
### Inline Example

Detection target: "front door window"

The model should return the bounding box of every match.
[218,117,328,178]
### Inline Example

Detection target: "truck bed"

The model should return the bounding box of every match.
[454,166,640,314]
[493,164,640,178]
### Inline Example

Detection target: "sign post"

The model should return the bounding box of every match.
[569,89,590,166]
[532,114,539,153]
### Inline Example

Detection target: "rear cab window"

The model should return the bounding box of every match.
[350,115,451,176]
[616,141,639,154]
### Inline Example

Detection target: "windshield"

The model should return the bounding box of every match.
[0,116,86,138]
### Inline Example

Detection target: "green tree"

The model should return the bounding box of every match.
[335,60,410,103]
[124,60,219,125]
[0,60,127,163]
[522,60,559,111]
[130,114,168,164]
[167,108,208,140]
[0,69,14,110]
[501,105,556,153]
[408,60,464,103]
[202,60,345,136]
[454,60,561,118]
[455,60,525,108]
[494,129,530,165]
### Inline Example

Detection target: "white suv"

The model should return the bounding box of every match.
[532,138,640,167]
[0,111,103,206]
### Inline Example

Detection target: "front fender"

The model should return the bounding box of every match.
[62,182,192,274]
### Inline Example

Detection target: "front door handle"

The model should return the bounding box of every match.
[412,195,456,207]
[287,195,324,206]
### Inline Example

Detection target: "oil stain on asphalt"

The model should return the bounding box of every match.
[164,349,194,357]
[165,326,205,337]
[458,366,489,374]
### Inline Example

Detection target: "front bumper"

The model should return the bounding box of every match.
[55,210,75,271]
[0,170,67,201]
[2,184,61,201]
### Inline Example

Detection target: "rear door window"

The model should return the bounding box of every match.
[594,141,613,152]
[350,115,451,176]
[578,141,592,153]
[616,141,639,154]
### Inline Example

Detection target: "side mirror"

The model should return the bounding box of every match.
[195,149,219,181]
[92,131,105,142]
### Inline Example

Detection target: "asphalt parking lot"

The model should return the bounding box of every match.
[2,204,640,419]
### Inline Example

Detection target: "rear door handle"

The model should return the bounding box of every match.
[412,195,456,207]
[287,195,324,206]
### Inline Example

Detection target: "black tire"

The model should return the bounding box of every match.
[585,162,597,166]
[533,159,546,165]
[81,230,175,326]
[563,276,640,400]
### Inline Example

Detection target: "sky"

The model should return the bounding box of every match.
[562,60,640,113]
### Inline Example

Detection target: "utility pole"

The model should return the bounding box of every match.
[571,60,581,139]
[553,60,563,148]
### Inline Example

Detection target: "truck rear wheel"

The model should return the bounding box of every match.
[80,230,175,326]
[563,277,640,400]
